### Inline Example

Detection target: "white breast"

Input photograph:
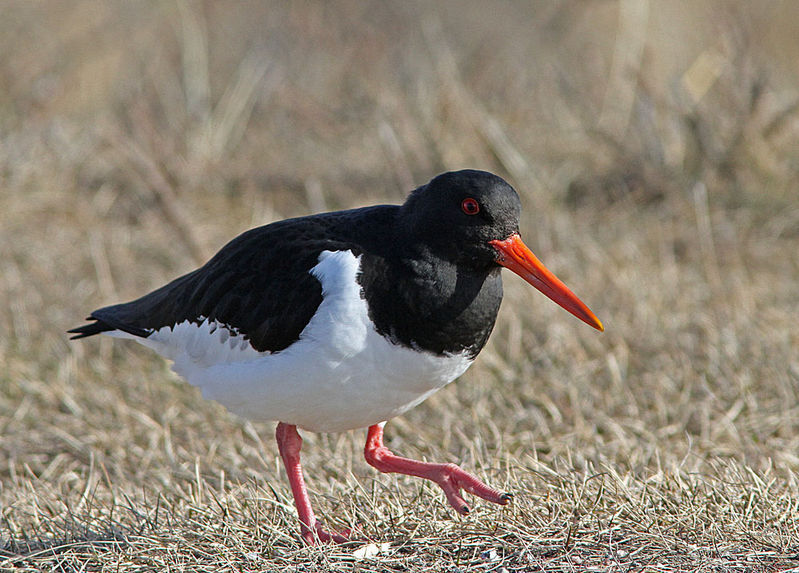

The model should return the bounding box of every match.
[108,250,473,432]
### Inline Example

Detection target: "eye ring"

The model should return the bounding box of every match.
[461,197,480,215]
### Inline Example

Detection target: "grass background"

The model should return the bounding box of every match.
[1,1,798,571]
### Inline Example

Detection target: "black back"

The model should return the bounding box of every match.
[70,170,523,358]
[69,208,391,352]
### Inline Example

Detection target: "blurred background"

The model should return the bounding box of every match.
[1,0,798,559]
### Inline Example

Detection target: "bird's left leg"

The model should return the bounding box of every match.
[276,422,349,544]
[363,422,512,515]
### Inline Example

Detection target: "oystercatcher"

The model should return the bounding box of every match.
[69,170,603,544]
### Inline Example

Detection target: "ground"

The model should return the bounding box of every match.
[1,2,798,571]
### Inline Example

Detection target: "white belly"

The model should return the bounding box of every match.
[109,250,473,432]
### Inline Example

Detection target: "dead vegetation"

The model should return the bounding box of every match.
[1,1,798,571]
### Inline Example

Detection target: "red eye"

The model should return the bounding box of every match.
[461,198,480,215]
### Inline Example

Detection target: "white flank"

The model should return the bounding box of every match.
[108,250,473,432]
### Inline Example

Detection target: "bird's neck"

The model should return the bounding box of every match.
[357,250,503,357]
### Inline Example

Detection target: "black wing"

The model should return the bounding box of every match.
[68,212,375,353]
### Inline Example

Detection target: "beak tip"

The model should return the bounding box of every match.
[580,311,604,332]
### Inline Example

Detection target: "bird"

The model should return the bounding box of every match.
[69,169,603,544]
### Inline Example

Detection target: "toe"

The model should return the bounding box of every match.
[443,489,471,515]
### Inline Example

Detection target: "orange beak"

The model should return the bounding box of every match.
[490,233,604,331]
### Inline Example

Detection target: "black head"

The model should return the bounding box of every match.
[399,170,521,267]
[398,169,604,331]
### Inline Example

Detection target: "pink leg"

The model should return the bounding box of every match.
[363,423,512,515]
[275,422,349,544]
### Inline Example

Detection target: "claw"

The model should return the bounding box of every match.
[301,522,350,545]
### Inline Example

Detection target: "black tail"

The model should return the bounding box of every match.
[67,318,116,339]
[68,266,203,342]
[68,310,152,340]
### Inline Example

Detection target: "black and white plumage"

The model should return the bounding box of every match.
[70,169,603,544]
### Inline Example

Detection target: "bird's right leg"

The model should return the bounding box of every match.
[363,422,511,515]
[275,422,349,544]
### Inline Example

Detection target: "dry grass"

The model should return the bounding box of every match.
[2,1,799,571]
